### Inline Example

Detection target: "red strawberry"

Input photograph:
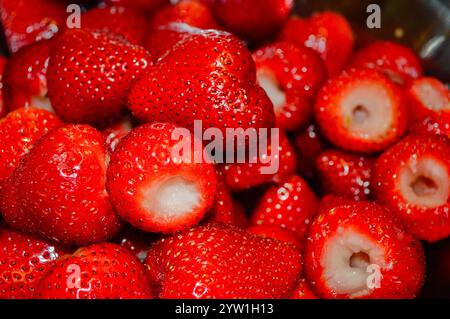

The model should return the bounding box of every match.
[408,77,450,138]
[47,29,152,126]
[372,134,450,242]
[212,0,293,42]
[247,225,301,248]
[315,149,374,201]
[350,41,422,85]
[220,131,297,192]
[250,175,318,243]
[290,278,317,299]
[0,0,65,53]
[315,68,408,153]
[150,0,218,30]
[107,122,218,233]
[0,108,62,189]
[82,6,148,44]
[304,201,425,299]
[0,56,6,117]
[280,12,354,77]
[3,39,54,112]
[103,116,133,153]
[35,243,153,299]
[0,125,122,246]
[145,223,302,298]
[104,0,169,13]
[0,227,67,299]
[253,41,327,131]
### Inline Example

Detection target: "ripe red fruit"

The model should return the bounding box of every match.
[145,223,302,298]
[372,134,450,242]
[247,225,301,248]
[250,175,318,243]
[47,29,152,126]
[0,56,6,117]
[280,12,354,77]
[103,116,133,153]
[3,39,54,112]
[0,0,65,52]
[290,278,318,299]
[253,41,327,131]
[212,0,293,42]
[0,108,62,189]
[107,122,218,233]
[350,41,422,85]
[304,201,425,299]
[82,6,148,44]
[35,243,153,299]
[104,0,169,13]
[315,68,408,153]
[0,227,67,299]
[315,149,374,201]
[0,125,121,246]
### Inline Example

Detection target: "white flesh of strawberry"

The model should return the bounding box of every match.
[398,156,450,208]
[257,69,286,113]
[412,79,450,112]
[31,96,54,113]
[321,228,386,298]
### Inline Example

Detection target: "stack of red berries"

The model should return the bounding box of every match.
[0,0,449,299]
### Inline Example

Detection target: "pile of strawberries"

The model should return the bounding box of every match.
[0,0,449,299]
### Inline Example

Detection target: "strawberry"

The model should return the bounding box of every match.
[0,56,6,118]
[82,5,148,44]
[102,116,133,153]
[220,131,297,192]
[0,227,67,299]
[247,225,301,248]
[3,39,54,112]
[0,108,62,189]
[372,134,450,242]
[107,122,218,233]
[304,201,425,299]
[35,243,153,299]
[0,125,122,246]
[290,278,317,299]
[315,68,408,154]
[115,225,160,262]
[315,149,374,201]
[253,41,327,131]
[212,0,294,42]
[250,175,318,243]
[350,41,422,85]
[0,0,66,53]
[280,12,354,77]
[47,29,152,126]
[145,223,302,298]
[408,77,450,138]
[104,0,169,13]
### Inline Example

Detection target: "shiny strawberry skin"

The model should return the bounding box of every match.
[145,223,302,299]
[0,108,62,189]
[107,122,218,233]
[304,202,425,299]
[250,175,318,243]
[102,117,133,153]
[47,29,152,126]
[280,12,354,77]
[350,41,422,85]
[316,149,374,201]
[290,278,318,299]
[0,125,122,246]
[247,225,301,248]
[0,227,67,299]
[35,243,153,299]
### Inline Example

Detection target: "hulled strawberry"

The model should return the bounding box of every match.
[280,12,354,77]
[0,0,65,52]
[315,68,408,153]
[0,56,6,118]
[253,41,327,131]
[0,227,67,299]
[372,134,450,242]
[3,39,54,111]
[250,175,318,243]
[212,0,293,42]
[145,223,302,298]
[35,243,153,299]
[0,125,122,246]
[107,122,218,233]
[290,278,318,299]
[350,41,422,85]
[47,29,152,126]
[304,201,425,299]
[247,225,301,248]
[82,5,148,44]
[315,149,374,201]
[0,108,62,189]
